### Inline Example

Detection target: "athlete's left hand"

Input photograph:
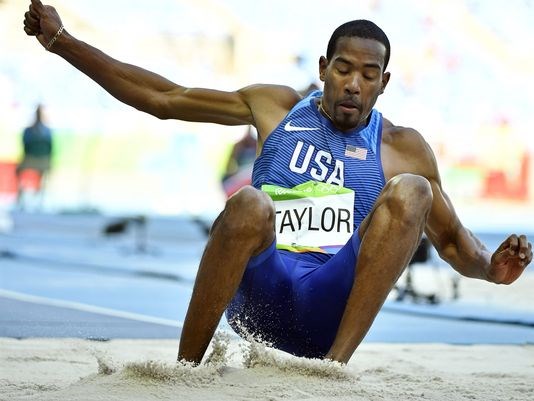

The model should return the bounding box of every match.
[487,234,532,284]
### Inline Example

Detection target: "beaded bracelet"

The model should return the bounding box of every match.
[46,25,64,50]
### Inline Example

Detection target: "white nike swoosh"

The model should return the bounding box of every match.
[284,121,321,132]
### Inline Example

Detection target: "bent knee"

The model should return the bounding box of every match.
[389,173,432,197]
[385,174,433,215]
[223,186,275,235]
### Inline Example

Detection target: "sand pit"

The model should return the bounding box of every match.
[1,335,533,401]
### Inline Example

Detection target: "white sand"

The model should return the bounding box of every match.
[1,335,533,401]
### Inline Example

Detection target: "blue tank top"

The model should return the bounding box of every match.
[253,91,386,254]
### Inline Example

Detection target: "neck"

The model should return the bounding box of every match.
[318,99,334,122]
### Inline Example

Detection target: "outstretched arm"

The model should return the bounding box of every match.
[23,0,299,132]
[423,151,532,284]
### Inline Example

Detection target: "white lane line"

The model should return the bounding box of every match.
[0,289,183,328]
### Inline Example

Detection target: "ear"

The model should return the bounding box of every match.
[319,56,328,82]
[380,71,391,94]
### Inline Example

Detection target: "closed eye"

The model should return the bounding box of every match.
[363,65,381,80]
[333,58,352,75]
[363,72,379,80]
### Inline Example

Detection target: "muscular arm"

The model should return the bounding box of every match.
[383,125,531,284]
[24,0,299,136]
[425,176,492,280]
[426,162,532,284]
[54,35,253,124]
[387,128,492,279]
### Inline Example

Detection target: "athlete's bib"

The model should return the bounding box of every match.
[262,181,354,254]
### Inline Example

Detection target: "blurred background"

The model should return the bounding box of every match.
[0,0,533,345]
[0,0,532,229]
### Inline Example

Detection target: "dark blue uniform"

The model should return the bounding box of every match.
[226,91,386,358]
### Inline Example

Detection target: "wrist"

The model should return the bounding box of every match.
[484,252,497,282]
[47,29,74,56]
[46,25,64,51]
[45,27,74,55]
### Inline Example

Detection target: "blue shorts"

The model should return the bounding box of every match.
[225,231,361,359]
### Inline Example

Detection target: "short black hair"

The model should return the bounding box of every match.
[326,20,390,70]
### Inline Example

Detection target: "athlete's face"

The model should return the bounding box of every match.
[319,37,390,132]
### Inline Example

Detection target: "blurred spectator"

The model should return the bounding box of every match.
[16,105,53,209]
[221,126,257,198]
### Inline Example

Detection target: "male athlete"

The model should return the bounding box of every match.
[24,0,532,365]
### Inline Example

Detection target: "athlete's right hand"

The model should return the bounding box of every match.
[24,0,64,51]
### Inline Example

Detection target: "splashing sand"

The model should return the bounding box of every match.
[2,337,533,401]
[242,337,350,380]
[118,333,231,386]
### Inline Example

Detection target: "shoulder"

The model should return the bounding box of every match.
[381,117,439,181]
[382,118,425,148]
[239,84,302,142]
[42,124,53,135]
[23,126,35,138]
[239,84,301,108]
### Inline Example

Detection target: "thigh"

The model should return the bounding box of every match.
[290,231,361,357]
[226,231,362,359]
[226,241,296,347]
